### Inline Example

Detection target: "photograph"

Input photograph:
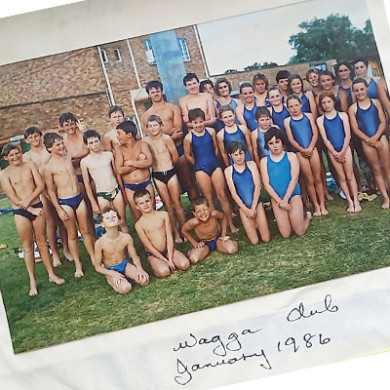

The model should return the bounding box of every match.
[1,0,390,388]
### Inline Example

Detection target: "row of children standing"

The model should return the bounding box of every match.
[2,58,389,296]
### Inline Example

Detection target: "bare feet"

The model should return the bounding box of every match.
[175,235,184,244]
[29,281,38,296]
[63,250,74,261]
[49,274,65,285]
[320,208,329,216]
[230,224,239,233]
[313,208,321,217]
[354,203,362,213]
[52,256,62,267]
[347,204,355,213]
[74,268,84,278]
[325,193,334,201]
[381,200,390,209]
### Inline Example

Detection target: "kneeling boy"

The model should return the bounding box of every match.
[134,189,190,278]
[181,197,238,264]
[94,206,149,294]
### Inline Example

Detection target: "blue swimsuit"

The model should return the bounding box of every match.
[356,100,380,138]
[339,84,353,107]
[124,178,152,192]
[215,99,239,131]
[58,193,84,211]
[300,93,312,113]
[192,130,220,176]
[367,78,380,99]
[106,259,129,274]
[290,114,313,149]
[271,105,290,132]
[243,103,258,132]
[13,201,43,222]
[223,125,251,165]
[267,152,301,199]
[323,112,346,152]
[256,130,270,159]
[232,163,256,208]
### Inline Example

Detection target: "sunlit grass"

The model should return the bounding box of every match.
[1,195,389,353]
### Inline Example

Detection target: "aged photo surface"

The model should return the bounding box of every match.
[1,0,389,358]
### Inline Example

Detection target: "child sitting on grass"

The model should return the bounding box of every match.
[134,189,190,278]
[181,197,238,264]
[80,129,129,233]
[94,206,149,294]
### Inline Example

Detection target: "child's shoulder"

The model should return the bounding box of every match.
[205,126,216,135]
[162,134,171,141]
[210,209,223,218]
[102,150,113,158]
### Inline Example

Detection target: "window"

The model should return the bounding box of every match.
[114,48,122,62]
[178,38,190,61]
[144,39,156,65]
[100,48,107,63]
[144,38,190,65]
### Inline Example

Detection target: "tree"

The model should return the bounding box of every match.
[244,62,262,71]
[224,68,238,74]
[288,14,378,64]
[241,61,279,72]
[260,61,278,69]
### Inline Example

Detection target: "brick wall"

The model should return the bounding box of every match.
[0,24,333,142]
[0,48,107,108]
[0,93,115,139]
[176,26,207,79]
[101,40,141,93]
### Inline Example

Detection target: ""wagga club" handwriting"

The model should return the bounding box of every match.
[286,294,339,322]
[173,327,261,357]
[174,349,272,386]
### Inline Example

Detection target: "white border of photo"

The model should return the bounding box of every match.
[1,1,390,389]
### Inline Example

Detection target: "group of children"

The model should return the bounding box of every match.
[1,59,389,296]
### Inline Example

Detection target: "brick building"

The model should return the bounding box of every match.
[0,21,342,146]
[0,25,208,143]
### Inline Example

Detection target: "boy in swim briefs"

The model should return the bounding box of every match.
[80,129,129,232]
[1,143,65,296]
[183,108,238,233]
[23,126,72,265]
[104,105,124,152]
[181,197,238,264]
[60,112,95,233]
[94,206,149,294]
[43,132,96,277]
[114,120,154,221]
[144,115,186,242]
[141,80,198,201]
[179,73,216,128]
[134,189,190,277]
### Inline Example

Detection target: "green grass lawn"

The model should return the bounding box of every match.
[1,194,390,354]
